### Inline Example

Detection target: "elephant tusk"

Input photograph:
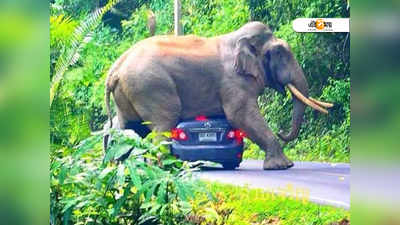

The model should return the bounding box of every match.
[286,84,328,114]
[309,97,334,108]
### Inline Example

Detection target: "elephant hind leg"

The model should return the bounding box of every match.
[131,95,181,134]
[113,84,142,128]
[125,80,182,134]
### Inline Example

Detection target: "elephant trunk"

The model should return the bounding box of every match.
[277,69,308,142]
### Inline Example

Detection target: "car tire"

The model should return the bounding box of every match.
[222,163,238,170]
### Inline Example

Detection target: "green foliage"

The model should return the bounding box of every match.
[50,3,130,148]
[121,6,152,39]
[50,0,122,105]
[50,15,78,75]
[181,0,250,36]
[51,0,101,18]
[243,139,265,160]
[51,0,148,22]
[51,131,197,225]
[148,0,175,35]
[187,182,349,225]
[247,0,349,31]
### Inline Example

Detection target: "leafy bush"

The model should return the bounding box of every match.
[51,130,198,225]
[50,14,78,76]
[247,0,349,31]
[51,0,122,105]
[51,0,149,28]
[50,23,127,148]
[51,0,100,18]
[181,0,250,36]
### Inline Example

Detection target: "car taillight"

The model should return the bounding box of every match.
[226,129,246,144]
[171,128,188,141]
[235,129,246,139]
[195,115,208,121]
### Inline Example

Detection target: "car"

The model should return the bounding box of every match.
[170,115,245,169]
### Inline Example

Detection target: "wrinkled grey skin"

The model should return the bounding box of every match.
[105,22,310,170]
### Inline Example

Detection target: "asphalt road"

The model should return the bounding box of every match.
[195,160,350,209]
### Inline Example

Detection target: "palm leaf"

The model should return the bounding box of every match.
[50,0,121,105]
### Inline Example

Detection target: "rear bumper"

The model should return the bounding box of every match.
[170,142,244,164]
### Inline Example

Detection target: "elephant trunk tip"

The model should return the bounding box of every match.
[277,129,298,142]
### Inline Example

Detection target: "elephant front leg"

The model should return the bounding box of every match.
[224,99,293,170]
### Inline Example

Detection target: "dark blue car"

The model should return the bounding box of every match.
[170,115,245,169]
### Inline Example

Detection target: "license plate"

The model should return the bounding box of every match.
[199,132,217,142]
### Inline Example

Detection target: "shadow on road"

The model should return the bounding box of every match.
[198,165,226,171]
[190,162,229,171]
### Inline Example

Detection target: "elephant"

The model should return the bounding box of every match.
[104,21,333,170]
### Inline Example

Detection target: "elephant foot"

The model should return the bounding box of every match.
[263,154,294,170]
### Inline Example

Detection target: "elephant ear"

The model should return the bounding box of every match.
[233,37,264,86]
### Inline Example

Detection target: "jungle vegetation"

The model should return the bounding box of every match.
[50,0,350,224]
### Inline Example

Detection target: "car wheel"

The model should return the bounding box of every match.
[222,163,238,170]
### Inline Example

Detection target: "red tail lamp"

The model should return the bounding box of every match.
[171,128,188,141]
[235,129,246,139]
[195,115,208,121]
[226,129,246,144]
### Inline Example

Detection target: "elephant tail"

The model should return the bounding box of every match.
[105,88,112,129]
[105,70,119,129]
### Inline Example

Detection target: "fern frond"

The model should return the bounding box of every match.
[50,0,121,106]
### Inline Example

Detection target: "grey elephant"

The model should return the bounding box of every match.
[104,21,332,170]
